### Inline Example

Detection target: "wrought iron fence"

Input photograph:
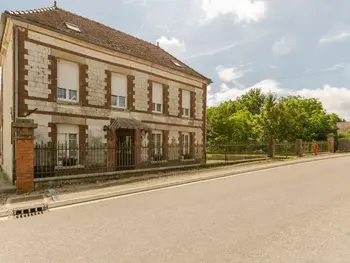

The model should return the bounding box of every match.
[34,143,205,179]
[275,143,296,158]
[302,141,328,155]
[316,141,328,153]
[206,143,268,162]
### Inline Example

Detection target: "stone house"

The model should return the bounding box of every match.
[0,4,211,182]
[337,122,350,134]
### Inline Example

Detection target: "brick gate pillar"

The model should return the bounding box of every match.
[12,119,38,193]
[328,134,335,153]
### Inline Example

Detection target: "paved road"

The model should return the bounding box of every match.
[1,157,350,263]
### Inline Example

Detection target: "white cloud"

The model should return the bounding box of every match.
[215,65,252,89]
[272,36,295,56]
[295,85,350,119]
[208,79,281,106]
[319,31,350,44]
[156,36,186,56]
[208,80,350,119]
[200,0,266,23]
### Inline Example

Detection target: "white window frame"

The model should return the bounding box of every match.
[182,132,190,155]
[65,22,81,32]
[57,125,79,167]
[182,90,190,118]
[152,83,163,113]
[57,59,79,103]
[152,131,163,156]
[111,73,127,109]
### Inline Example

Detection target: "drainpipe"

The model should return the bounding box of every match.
[14,26,18,119]
[12,26,19,185]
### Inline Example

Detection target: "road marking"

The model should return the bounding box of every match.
[49,158,341,212]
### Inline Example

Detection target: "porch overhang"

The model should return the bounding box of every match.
[104,117,150,131]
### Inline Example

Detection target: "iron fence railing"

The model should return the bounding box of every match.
[275,143,296,158]
[316,141,328,153]
[34,143,205,179]
[206,144,268,162]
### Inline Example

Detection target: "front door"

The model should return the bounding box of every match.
[116,129,135,170]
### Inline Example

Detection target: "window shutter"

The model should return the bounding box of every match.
[182,90,190,109]
[152,83,163,104]
[57,60,79,91]
[111,73,127,97]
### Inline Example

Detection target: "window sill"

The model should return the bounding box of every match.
[57,100,80,106]
[111,107,129,112]
[152,112,163,116]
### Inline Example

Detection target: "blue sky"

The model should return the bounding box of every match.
[1,0,350,118]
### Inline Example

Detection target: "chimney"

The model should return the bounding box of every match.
[54,1,57,8]
[157,42,160,48]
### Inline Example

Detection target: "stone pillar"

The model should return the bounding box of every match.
[12,119,38,193]
[295,139,303,157]
[328,134,335,153]
[267,137,275,158]
[106,129,116,169]
[135,128,141,167]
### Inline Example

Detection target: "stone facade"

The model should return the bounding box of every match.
[168,81,180,116]
[24,41,52,99]
[1,23,208,184]
[20,32,206,150]
[133,71,149,112]
[86,59,107,107]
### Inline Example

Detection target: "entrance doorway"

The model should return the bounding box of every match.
[116,129,135,170]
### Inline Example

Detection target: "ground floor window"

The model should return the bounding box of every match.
[152,131,163,160]
[57,124,79,166]
[182,132,190,158]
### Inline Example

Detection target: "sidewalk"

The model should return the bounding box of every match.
[1,153,349,218]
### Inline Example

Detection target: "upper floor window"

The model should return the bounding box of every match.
[152,83,163,113]
[182,90,190,117]
[111,73,127,109]
[57,60,79,102]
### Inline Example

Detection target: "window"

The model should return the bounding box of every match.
[57,60,79,102]
[171,60,182,67]
[152,83,163,113]
[182,90,190,117]
[57,125,79,166]
[65,22,81,32]
[152,131,163,158]
[111,73,127,109]
[182,133,190,155]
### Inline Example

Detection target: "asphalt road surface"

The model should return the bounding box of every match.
[1,156,350,263]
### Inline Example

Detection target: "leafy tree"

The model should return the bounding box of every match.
[207,89,342,145]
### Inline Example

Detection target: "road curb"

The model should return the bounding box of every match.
[45,154,350,211]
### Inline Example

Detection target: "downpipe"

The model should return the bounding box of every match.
[13,26,19,185]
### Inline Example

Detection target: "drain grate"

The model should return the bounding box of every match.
[11,204,48,219]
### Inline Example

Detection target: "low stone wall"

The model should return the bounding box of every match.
[338,139,350,152]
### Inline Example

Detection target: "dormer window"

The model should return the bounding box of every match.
[171,60,182,67]
[65,22,81,32]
